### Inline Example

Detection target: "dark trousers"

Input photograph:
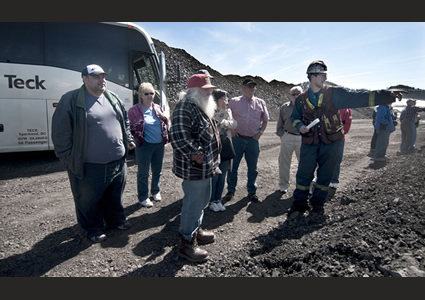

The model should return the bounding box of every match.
[293,139,342,209]
[400,120,415,154]
[370,130,378,151]
[68,157,127,239]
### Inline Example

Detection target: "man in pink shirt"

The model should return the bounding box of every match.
[223,78,269,202]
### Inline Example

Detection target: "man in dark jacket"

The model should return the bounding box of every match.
[289,60,406,217]
[52,64,136,243]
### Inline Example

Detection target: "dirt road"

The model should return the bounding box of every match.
[1,119,422,277]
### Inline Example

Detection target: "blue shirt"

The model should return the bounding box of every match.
[143,105,163,144]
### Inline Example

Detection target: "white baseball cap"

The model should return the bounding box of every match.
[82,64,108,76]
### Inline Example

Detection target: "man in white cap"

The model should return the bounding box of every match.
[52,64,136,243]
[170,73,220,262]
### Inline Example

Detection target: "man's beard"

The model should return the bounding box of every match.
[186,89,217,119]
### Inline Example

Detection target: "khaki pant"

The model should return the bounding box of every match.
[278,133,301,191]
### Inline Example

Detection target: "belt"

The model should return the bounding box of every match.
[237,134,253,139]
[284,130,300,136]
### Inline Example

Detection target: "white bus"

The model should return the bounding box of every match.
[0,22,173,153]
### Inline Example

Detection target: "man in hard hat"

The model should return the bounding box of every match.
[288,60,406,217]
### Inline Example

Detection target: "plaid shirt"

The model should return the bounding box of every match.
[170,97,220,180]
[400,105,423,123]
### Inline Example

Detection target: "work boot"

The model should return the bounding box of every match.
[178,233,208,262]
[196,228,215,245]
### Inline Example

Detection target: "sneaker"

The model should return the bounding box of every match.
[116,221,131,230]
[248,193,259,202]
[152,193,162,201]
[215,200,226,211]
[139,198,153,207]
[309,183,314,195]
[367,150,376,157]
[280,188,288,194]
[309,177,317,195]
[209,201,221,212]
[329,182,338,189]
[90,233,106,243]
[222,191,234,202]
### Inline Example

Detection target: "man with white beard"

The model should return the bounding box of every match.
[170,73,221,262]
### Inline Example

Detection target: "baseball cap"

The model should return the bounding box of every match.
[187,74,217,89]
[242,78,257,86]
[82,64,109,76]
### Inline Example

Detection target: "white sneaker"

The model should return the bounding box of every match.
[152,193,162,201]
[216,200,226,211]
[209,201,221,212]
[139,198,153,207]
[329,182,338,189]
[309,177,317,194]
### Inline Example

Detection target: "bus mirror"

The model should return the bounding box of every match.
[159,51,166,83]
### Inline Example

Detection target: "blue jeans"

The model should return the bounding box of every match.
[179,178,211,241]
[135,142,165,200]
[227,136,260,195]
[211,159,230,202]
[68,157,127,239]
[293,139,342,208]
[375,130,390,158]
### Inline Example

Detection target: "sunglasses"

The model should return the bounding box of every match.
[291,93,300,96]
[144,92,154,96]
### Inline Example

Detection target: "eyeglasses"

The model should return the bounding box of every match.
[144,92,154,96]
[290,93,300,96]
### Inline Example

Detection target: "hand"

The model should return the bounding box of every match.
[128,141,136,150]
[299,125,309,134]
[191,153,204,164]
[390,90,408,101]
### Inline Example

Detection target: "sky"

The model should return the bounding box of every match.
[135,22,425,91]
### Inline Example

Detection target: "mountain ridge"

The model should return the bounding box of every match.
[153,38,424,121]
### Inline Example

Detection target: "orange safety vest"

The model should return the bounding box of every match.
[298,85,344,145]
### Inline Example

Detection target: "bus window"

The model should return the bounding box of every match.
[132,53,160,105]
[43,23,130,88]
[0,22,44,64]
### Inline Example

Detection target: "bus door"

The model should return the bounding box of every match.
[0,98,52,152]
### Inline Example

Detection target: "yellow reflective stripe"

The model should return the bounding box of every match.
[305,98,315,110]
[293,119,302,127]
[315,182,329,192]
[318,93,324,107]
[369,91,376,106]
[296,183,311,191]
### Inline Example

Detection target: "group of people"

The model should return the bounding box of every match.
[52,61,407,262]
[367,98,424,161]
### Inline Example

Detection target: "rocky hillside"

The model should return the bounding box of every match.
[153,38,424,121]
